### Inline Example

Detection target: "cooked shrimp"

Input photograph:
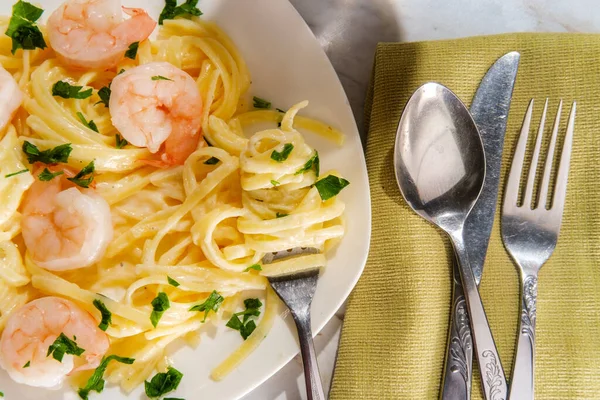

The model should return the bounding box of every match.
[0,297,109,388]
[46,0,156,70]
[21,169,113,271]
[109,61,203,166]
[0,64,23,131]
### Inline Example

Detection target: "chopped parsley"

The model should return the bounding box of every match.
[167,276,180,287]
[23,361,30,368]
[270,180,280,186]
[77,355,134,400]
[47,333,85,362]
[151,75,173,81]
[95,86,111,107]
[275,212,288,218]
[243,264,262,272]
[314,175,350,201]
[93,299,112,331]
[52,81,93,99]
[145,367,183,398]
[189,290,224,322]
[270,143,293,162]
[276,108,286,113]
[22,141,72,164]
[38,168,63,181]
[253,96,271,109]
[295,151,320,177]
[226,298,262,340]
[124,41,139,59]
[76,112,99,133]
[159,0,203,25]
[5,1,46,54]
[203,156,220,165]
[5,169,28,178]
[151,292,170,328]
[117,68,126,75]
[67,160,95,188]
[115,134,128,149]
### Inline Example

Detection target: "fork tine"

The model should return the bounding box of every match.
[504,99,534,206]
[551,101,576,212]
[522,99,548,208]
[537,100,563,209]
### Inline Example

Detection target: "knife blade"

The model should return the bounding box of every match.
[440,52,519,400]
[466,51,520,284]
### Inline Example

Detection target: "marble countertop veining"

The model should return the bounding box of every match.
[243,1,598,399]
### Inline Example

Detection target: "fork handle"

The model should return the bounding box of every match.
[292,311,326,400]
[509,273,538,400]
[440,261,473,400]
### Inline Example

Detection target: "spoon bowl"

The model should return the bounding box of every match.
[393,82,507,400]
[394,82,485,235]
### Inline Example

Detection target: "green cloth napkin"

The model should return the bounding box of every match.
[330,33,600,400]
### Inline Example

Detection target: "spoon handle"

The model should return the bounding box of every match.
[452,235,507,400]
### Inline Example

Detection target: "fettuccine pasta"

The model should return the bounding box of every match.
[0,0,349,397]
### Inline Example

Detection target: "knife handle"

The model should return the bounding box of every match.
[440,259,473,400]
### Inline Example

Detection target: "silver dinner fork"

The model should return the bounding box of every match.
[501,98,576,400]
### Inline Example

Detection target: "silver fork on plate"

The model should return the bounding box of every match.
[262,247,325,400]
[501,98,576,400]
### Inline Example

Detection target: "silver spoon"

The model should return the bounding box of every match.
[393,83,507,400]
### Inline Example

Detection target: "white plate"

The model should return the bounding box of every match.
[0,0,371,399]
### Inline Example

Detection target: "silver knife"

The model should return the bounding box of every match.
[440,52,520,400]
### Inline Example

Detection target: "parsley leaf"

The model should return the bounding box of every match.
[203,156,219,165]
[22,141,72,164]
[151,75,173,81]
[76,112,99,133]
[77,355,134,400]
[253,96,271,109]
[276,108,286,113]
[270,143,293,162]
[314,175,350,201]
[47,333,85,362]
[96,86,111,107]
[5,1,46,54]
[226,298,262,340]
[295,151,319,177]
[270,180,280,186]
[159,0,203,25]
[150,292,170,328]
[145,367,183,398]
[243,264,262,272]
[23,361,30,368]
[167,276,180,287]
[189,290,224,322]
[115,134,128,149]
[67,160,95,188]
[38,168,63,181]
[275,212,288,218]
[5,169,28,178]
[124,41,139,59]
[52,81,93,99]
[93,299,112,331]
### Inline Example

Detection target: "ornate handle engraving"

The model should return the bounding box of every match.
[520,276,537,343]
[449,295,472,383]
[483,350,505,400]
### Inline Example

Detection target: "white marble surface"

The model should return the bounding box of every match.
[244,1,598,399]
